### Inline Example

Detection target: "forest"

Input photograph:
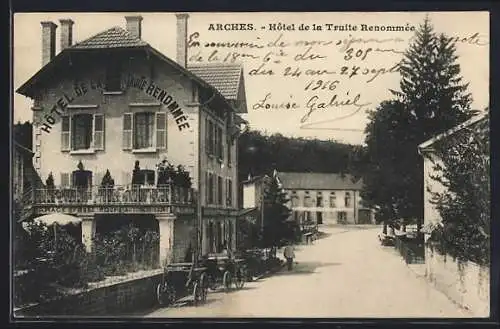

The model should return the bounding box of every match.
[237,130,365,184]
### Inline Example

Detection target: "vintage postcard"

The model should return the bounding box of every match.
[12,11,490,319]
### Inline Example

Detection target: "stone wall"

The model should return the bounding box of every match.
[425,246,490,317]
[15,271,162,317]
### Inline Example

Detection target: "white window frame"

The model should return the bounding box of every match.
[123,110,166,153]
[62,112,105,154]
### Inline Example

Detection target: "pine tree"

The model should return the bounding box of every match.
[429,114,489,265]
[261,175,292,248]
[364,17,476,230]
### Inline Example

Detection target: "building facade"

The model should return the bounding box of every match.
[241,174,272,230]
[16,14,247,265]
[276,172,374,225]
[418,112,489,240]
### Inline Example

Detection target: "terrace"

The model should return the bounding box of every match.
[25,184,195,216]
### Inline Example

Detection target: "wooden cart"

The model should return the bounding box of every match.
[202,254,246,292]
[156,262,208,306]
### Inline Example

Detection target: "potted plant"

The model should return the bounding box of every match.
[100,169,115,202]
[45,172,55,203]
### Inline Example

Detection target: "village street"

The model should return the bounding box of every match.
[145,225,470,318]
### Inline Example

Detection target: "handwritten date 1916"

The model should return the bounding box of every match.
[301,93,371,123]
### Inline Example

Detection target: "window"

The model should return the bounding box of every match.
[122,112,167,151]
[329,192,337,208]
[207,172,214,205]
[217,127,224,159]
[304,191,311,207]
[105,60,122,92]
[217,176,223,205]
[317,194,323,207]
[337,211,347,223]
[345,192,352,207]
[227,136,232,165]
[72,170,93,188]
[205,118,224,160]
[61,113,105,152]
[206,119,214,154]
[72,113,93,150]
[134,112,154,149]
[226,178,233,207]
[291,191,299,207]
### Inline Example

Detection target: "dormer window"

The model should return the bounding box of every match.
[105,60,122,92]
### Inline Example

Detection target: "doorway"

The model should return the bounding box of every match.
[316,212,323,224]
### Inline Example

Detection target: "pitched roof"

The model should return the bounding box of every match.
[187,63,242,100]
[418,111,489,151]
[71,26,148,49]
[276,172,363,190]
[16,27,245,116]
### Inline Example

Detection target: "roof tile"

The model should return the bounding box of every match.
[187,63,242,100]
[71,26,148,49]
[277,172,363,190]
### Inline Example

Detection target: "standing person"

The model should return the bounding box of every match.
[283,243,295,271]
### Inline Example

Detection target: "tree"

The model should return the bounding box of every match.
[428,115,489,265]
[100,169,115,188]
[363,17,476,230]
[261,174,292,248]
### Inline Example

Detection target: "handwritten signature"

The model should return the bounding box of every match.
[300,93,372,123]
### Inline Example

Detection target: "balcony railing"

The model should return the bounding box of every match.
[32,185,194,206]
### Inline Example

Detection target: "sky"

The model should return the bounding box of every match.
[13,12,489,145]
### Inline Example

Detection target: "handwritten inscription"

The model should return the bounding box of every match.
[187,28,487,127]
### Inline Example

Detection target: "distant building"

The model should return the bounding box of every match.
[240,174,272,231]
[275,172,374,225]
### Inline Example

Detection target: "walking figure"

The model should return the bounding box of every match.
[283,243,295,271]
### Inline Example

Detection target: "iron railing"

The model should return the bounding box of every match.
[395,235,425,264]
[32,185,194,205]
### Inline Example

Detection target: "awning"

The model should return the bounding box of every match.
[23,213,82,232]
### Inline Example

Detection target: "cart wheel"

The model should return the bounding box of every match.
[157,283,175,306]
[235,269,245,289]
[193,282,205,306]
[223,271,232,292]
[199,273,209,302]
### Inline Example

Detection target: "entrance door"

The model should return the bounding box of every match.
[316,212,323,224]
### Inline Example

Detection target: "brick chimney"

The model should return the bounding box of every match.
[41,21,57,66]
[59,19,74,51]
[175,13,189,67]
[125,15,143,39]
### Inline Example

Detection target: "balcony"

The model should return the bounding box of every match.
[29,185,195,216]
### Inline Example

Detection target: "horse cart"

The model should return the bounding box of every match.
[156,262,209,306]
[202,254,246,292]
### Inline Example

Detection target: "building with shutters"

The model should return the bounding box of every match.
[275,172,374,225]
[16,14,248,265]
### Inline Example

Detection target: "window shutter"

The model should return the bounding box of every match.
[93,114,105,150]
[60,172,70,187]
[205,118,209,154]
[205,172,210,204]
[61,116,70,151]
[156,112,167,150]
[122,113,133,150]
